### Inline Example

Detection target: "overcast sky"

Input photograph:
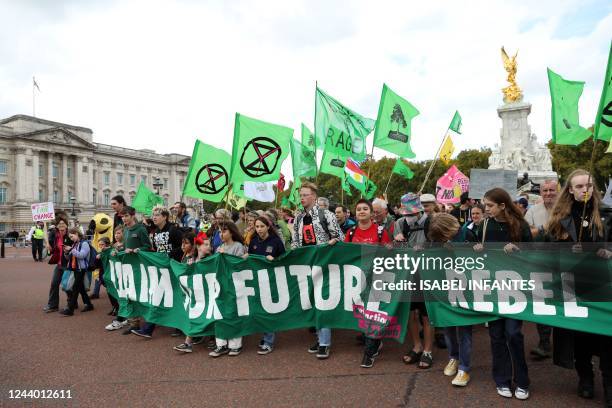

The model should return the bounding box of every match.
[1,0,610,179]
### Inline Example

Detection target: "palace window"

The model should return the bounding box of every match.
[104,171,110,185]
[130,174,136,186]
[0,160,6,175]
[103,192,110,206]
[0,187,6,204]
[117,173,123,185]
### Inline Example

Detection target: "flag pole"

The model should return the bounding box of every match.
[578,135,599,243]
[383,170,394,195]
[314,80,320,186]
[419,131,448,194]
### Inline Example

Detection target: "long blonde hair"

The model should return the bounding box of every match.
[546,169,603,240]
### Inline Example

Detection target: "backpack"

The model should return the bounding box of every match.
[79,240,98,272]
[347,225,385,243]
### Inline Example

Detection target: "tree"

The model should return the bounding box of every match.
[548,138,612,188]
[390,104,407,131]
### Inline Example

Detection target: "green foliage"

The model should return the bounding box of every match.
[547,138,612,188]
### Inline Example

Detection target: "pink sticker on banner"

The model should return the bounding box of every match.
[436,165,469,204]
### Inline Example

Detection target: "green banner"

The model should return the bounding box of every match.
[103,243,413,341]
[421,245,612,337]
[102,244,612,341]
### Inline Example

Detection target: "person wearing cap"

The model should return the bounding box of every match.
[393,193,435,368]
[393,193,428,247]
[451,192,474,226]
[515,197,529,216]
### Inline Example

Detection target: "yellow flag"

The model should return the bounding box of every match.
[439,135,455,164]
[227,189,247,210]
[607,141,612,153]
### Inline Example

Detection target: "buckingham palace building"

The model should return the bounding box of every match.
[0,114,196,233]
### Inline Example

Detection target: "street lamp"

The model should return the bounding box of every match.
[153,177,164,195]
[70,196,76,216]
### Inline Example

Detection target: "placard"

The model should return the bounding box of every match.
[31,202,55,222]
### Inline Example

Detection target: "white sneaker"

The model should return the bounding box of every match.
[514,387,529,400]
[105,320,128,331]
[496,386,512,398]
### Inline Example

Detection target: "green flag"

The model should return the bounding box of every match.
[547,68,592,145]
[290,138,317,180]
[364,179,378,200]
[280,196,290,208]
[392,159,415,180]
[314,87,375,156]
[182,140,232,203]
[230,113,293,184]
[132,181,163,215]
[288,179,302,207]
[449,111,462,134]
[341,174,353,197]
[594,42,612,142]
[372,84,419,158]
[301,123,316,151]
[319,150,347,178]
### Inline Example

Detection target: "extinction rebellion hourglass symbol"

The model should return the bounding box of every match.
[195,164,228,194]
[239,137,282,178]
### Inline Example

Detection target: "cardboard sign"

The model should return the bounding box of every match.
[31,202,55,222]
[469,169,517,199]
[436,165,469,204]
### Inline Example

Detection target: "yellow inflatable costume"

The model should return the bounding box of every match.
[91,213,113,281]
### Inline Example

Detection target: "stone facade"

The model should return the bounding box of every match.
[0,114,196,233]
[488,102,557,184]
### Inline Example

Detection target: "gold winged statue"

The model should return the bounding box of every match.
[501,46,523,103]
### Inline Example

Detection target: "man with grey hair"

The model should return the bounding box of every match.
[317,197,330,210]
[372,197,395,237]
[524,178,558,359]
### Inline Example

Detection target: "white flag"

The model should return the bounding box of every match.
[244,181,275,202]
[33,76,41,91]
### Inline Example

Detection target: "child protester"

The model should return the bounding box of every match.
[343,199,391,368]
[245,216,286,355]
[209,222,246,357]
[426,213,473,387]
[174,232,214,353]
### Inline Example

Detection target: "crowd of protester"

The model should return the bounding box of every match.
[37,171,612,405]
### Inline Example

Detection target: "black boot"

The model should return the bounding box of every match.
[578,377,594,399]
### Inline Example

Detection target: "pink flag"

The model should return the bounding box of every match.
[436,165,469,204]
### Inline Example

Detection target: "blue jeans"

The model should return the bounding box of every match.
[489,318,529,389]
[444,326,473,372]
[142,322,157,335]
[262,332,276,347]
[318,328,331,347]
[92,278,102,296]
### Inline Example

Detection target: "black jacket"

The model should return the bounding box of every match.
[547,203,610,369]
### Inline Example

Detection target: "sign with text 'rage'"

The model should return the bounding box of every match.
[31,202,55,222]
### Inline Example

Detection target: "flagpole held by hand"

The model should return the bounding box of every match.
[419,133,448,194]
